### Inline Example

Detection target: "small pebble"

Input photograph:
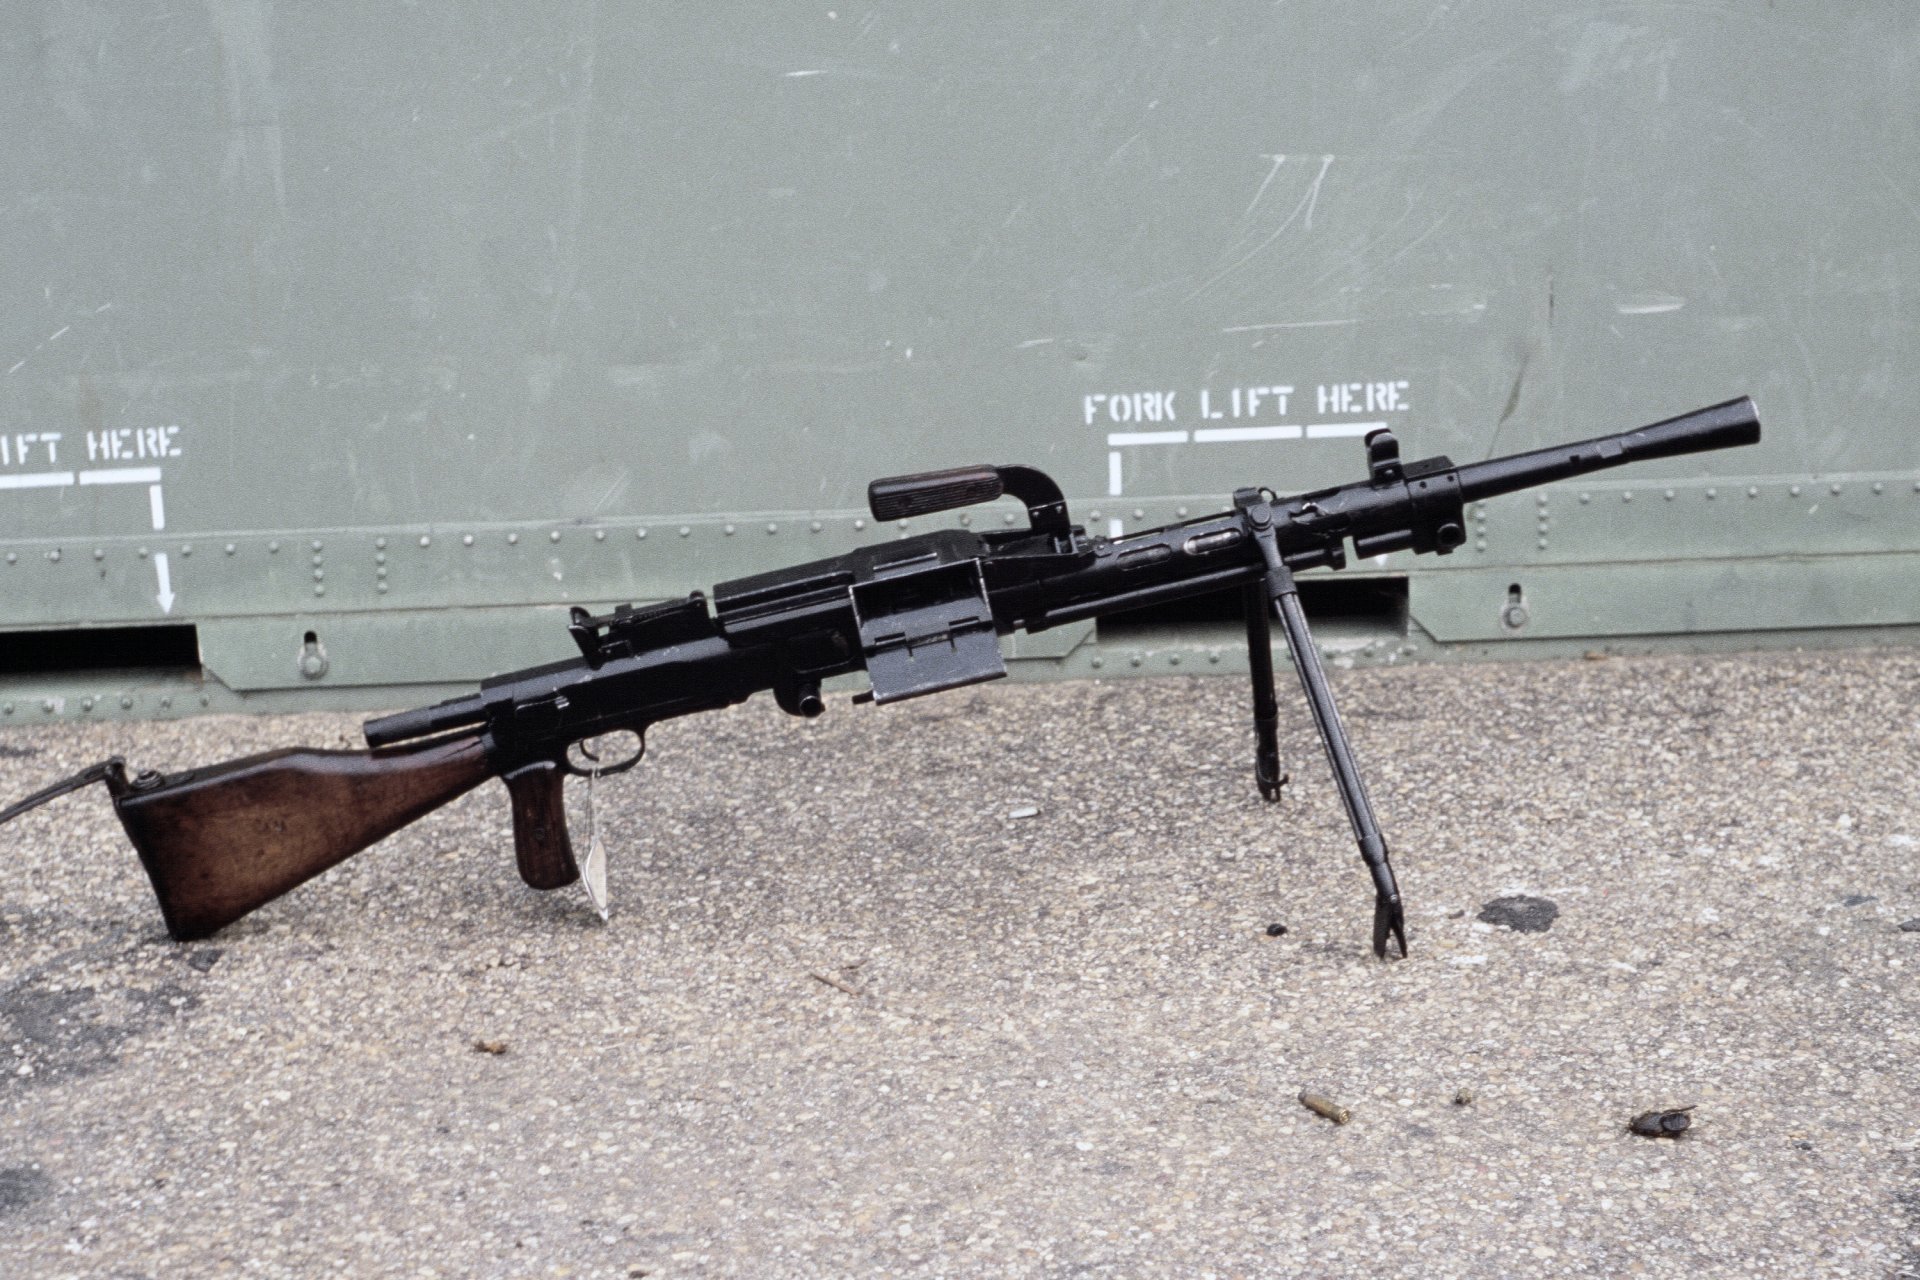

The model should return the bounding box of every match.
[1628,1107,1694,1138]
[472,1039,509,1055]
[1265,923,1288,937]
[1453,1087,1474,1107]
[1899,919,1920,933]
[1008,806,1039,820]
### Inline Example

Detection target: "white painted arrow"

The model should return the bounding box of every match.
[154,552,175,614]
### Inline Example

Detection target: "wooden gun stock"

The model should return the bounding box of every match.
[112,734,493,940]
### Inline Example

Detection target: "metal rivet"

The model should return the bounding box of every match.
[1168,654,1181,666]
[314,584,326,596]
[1132,508,1144,520]
[311,540,323,552]
[853,519,866,531]
[47,549,60,562]
[419,535,431,547]
[1663,489,1675,501]
[1090,656,1104,669]
[462,534,474,546]
[1747,487,1759,498]
[1129,654,1143,667]
[1089,510,1101,521]
[376,566,387,578]
[81,697,94,712]
[636,528,648,539]
[1872,482,1884,495]
[678,526,691,538]
[766,523,778,534]
[1177,506,1189,517]
[896,519,908,530]
[120,696,133,710]
[200,694,209,706]
[508,533,520,545]
[1790,484,1802,497]
[160,696,171,709]
[810,521,822,533]
[1207,653,1220,664]
[224,543,236,555]
[1536,495,1549,506]
[725,524,737,536]
[1622,492,1633,502]
[1537,537,1549,549]
[1003,513,1016,525]
[92,548,104,561]
[594,529,606,541]
[1475,539,1487,551]
[377,582,388,593]
[312,569,325,581]
[958,513,971,526]
[41,699,54,713]
[549,530,561,542]
[375,537,388,550]
[311,554,323,566]
[375,552,386,564]
[2,703,12,715]
[3,553,13,565]
[1830,482,1843,495]
[1705,488,1716,499]
[1578,493,1590,504]
[269,540,280,553]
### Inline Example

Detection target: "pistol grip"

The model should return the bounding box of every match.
[502,761,581,890]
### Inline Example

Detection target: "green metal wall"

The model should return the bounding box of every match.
[2,2,1916,720]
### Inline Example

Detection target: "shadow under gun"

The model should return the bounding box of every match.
[1,398,1761,953]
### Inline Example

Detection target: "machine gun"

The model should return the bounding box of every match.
[0,398,1761,955]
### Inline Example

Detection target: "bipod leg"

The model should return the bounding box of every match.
[1259,556,1408,959]
[1242,581,1288,802]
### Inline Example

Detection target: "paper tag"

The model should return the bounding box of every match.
[582,764,610,921]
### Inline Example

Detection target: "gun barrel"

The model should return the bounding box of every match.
[1454,397,1760,505]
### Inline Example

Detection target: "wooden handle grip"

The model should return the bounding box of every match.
[502,760,581,891]
[113,734,493,940]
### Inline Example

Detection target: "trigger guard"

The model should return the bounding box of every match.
[563,731,645,779]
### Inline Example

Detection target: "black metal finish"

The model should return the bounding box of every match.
[0,757,128,825]
[372,396,1755,955]
[12,398,1763,956]
[867,463,1073,539]
[1242,581,1286,803]
[1239,488,1408,958]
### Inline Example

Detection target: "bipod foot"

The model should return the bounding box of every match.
[1361,833,1407,960]
[1373,890,1408,960]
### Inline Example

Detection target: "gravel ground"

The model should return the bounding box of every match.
[1,648,1918,1278]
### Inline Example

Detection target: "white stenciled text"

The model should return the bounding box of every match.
[86,425,183,463]
[0,432,63,467]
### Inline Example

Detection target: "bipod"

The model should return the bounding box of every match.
[1235,489,1408,959]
